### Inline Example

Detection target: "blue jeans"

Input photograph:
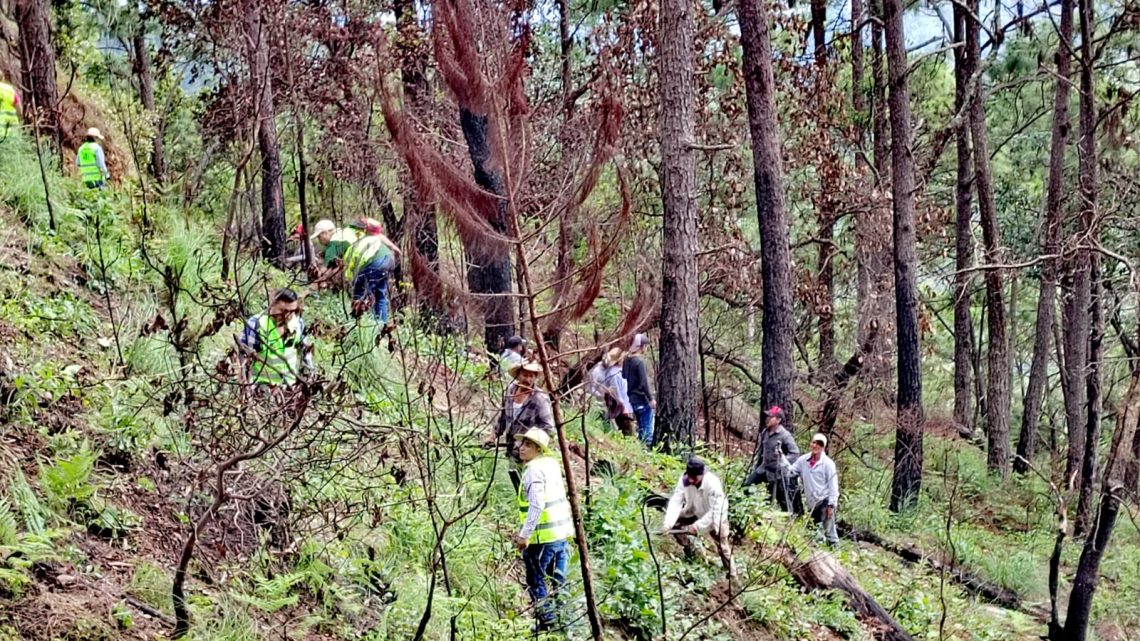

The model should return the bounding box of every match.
[352,254,394,322]
[523,539,568,626]
[633,405,654,445]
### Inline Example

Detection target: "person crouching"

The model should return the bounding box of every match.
[660,456,735,578]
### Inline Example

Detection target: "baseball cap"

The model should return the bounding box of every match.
[310,219,336,240]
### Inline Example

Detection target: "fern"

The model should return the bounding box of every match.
[8,471,46,535]
[0,500,16,546]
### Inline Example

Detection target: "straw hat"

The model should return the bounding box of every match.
[603,347,625,367]
[508,359,543,379]
[513,427,551,453]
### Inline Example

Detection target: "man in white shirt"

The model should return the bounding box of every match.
[783,433,840,547]
[661,457,735,577]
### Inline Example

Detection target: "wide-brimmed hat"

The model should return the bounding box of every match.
[508,359,543,378]
[514,427,551,452]
[310,219,336,240]
[603,347,625,367]
[85,127,105,140]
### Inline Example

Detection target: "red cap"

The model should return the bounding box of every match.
[765,405,784,417]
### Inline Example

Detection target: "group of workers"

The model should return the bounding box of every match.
[487,338,842,633]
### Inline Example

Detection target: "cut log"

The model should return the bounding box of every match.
[775,546,915,641]
[838,521,1048,620]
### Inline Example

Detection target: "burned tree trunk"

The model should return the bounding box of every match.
[245,3,286,267]
[15,0,60,138]
[952,2,976,439]
[738,0,795,431]
[656,0,699,449]
[460,109,516,354]
[883,0,924,511]
[1016,0,1071,474]
[966,0,1012,479]
[1061,374,1139,641]
[1073,0,1102,536]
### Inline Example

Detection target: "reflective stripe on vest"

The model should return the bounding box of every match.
[343,234,389,282]
[0,83,17,127]
[250,314,302,385]
[77,143,104,184]
[517,456,574,544]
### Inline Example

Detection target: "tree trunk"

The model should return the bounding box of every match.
[1060,374,1139,641]
[870,0,889,183]
[1063,269,1090,482]
[246,3,286,268]
[656,0,699,450]
[131,27,165,182]
[459,109,516,354]
[394,0,442,323]
[1073,0,1100,536]
[738,0,796,432]
[810,0,836,377]
[883,0,924,512]
[15,0,60,138]
[965,1,1011,479]
[952,2,976,439]
[1016,0,1072,474]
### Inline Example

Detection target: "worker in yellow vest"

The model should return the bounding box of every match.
[0,80,21,135]
[237,289,313,387]
[342,218,401,322]
[76,128,110,188]
[513,427,573,632]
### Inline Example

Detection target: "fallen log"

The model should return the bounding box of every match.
[775,546,915,641]
[838,521,1048,621]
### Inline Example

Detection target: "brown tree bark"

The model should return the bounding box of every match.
[656,0,700,450]
[965,0,1012,479]
[738,0,796,434]
[952,2,976,439]
[245,2,286,267]
[15,0,60,138]
[883,0,924,512]
[1016,0,1072,474]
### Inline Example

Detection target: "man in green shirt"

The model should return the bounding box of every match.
[310,219,360,267]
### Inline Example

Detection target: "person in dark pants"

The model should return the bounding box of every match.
[343,218,401,323]
[782,432,840,546]
[744,406,803,513]
[622,333,656,446]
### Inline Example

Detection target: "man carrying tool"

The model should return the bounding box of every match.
[343,218,401,322]
[782,433,840,547]
[661,457,735,578]
[513,427,573,633]
[744,405,802,513]
[77,128,110,188]
[490,360,555,476]
[238,289,313,387]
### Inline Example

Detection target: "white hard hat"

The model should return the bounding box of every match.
[85,127,105,140]
[310,219,336,240]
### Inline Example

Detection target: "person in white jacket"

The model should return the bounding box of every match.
[782,432,840,547]
[660,457,735,577]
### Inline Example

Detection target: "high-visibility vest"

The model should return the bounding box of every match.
[77,142,105,184]
[343,234,391,282]
[517,456,574,545]
[0,83,17,128]
[250,314,304,386]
